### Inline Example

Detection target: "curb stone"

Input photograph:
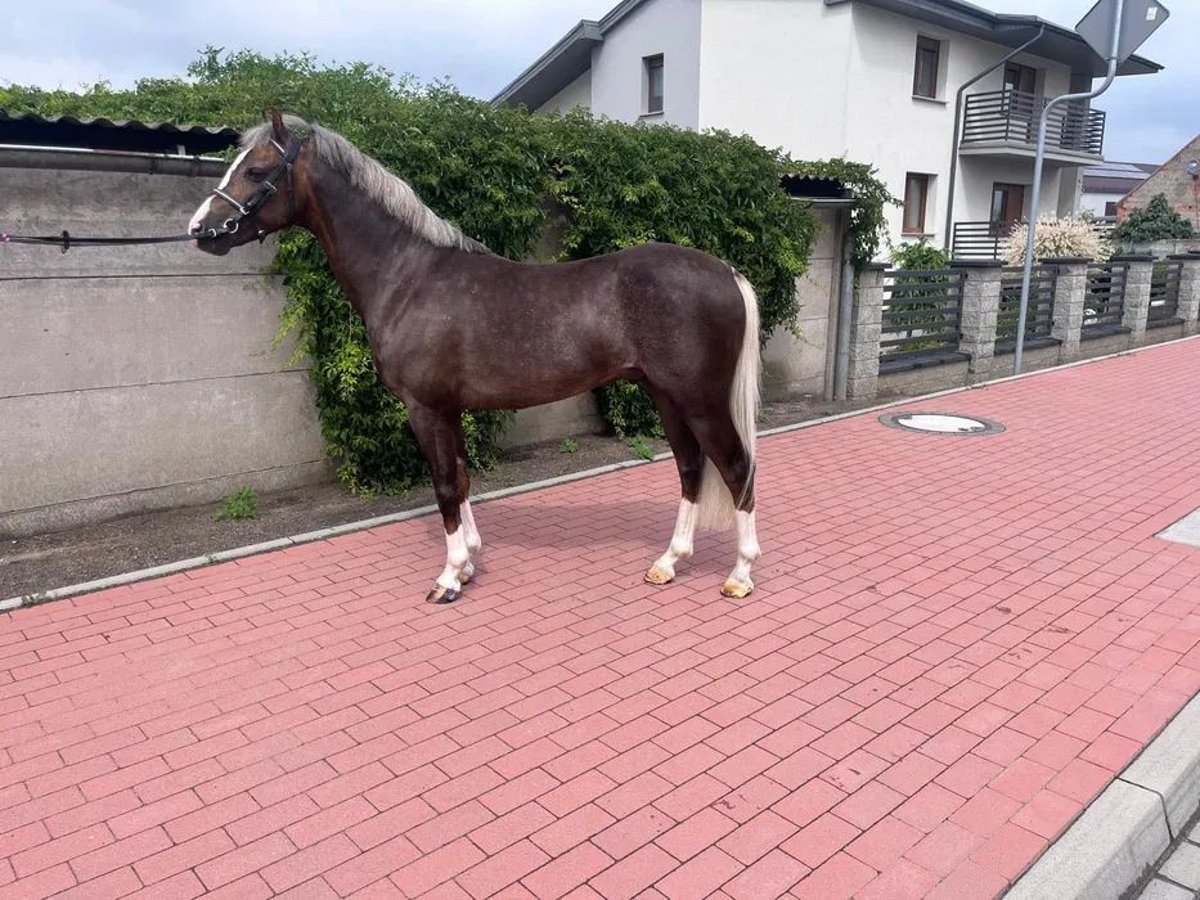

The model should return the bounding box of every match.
[4,333,1199,614]
[1006,691,1200,900]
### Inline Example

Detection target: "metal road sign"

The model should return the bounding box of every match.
[1076,0,1170,64]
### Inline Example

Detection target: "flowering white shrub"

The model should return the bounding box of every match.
[1001,216,1112,266]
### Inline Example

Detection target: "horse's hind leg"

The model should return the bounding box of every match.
[408,403,473,604]
[644,389,705,586]
[687,411,760,599]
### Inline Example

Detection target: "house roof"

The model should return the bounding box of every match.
[493,0,1162,110]
[1084,176,1147,194]
[1081,160,1157,194]
[0,110,240,156]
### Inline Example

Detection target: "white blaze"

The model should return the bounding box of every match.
[189,147,251,233]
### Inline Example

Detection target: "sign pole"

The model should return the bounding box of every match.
[1014,0,1124,375]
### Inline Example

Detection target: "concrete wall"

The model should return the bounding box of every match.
[1,145,844,536]
[590,0,701,128]
[0,153,328,537]
[762,206,846,400]
[1115,238,1200,258]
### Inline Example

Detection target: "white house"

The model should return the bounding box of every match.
[1080,160,1157,221]
[494,0,1160,259]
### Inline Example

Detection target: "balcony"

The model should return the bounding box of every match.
[961,89,1105,163]
[951,219,1114,261]
[951,221,1009,261]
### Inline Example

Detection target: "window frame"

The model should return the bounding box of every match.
[903,173,932,235]
[644,54,664,115]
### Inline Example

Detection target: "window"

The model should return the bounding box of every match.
[644,55,664,115]
[1104,201,1118,218]
[913,36,941,99]
[903,173,931,234]
[1003,62,1038,95]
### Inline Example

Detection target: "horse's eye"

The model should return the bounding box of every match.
[245,167,268,182]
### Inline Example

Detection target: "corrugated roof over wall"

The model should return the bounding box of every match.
[0,110,240,156]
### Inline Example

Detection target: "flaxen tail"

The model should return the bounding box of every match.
[695,269,761,531]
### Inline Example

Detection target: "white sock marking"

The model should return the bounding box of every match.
[652,499,697,579]
[436,524,470,591]
[728,509,760,588]
[461,501,481,554]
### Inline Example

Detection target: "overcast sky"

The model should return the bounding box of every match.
[6,0,1195,163]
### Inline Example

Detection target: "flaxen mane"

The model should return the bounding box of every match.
[241,115,490,254]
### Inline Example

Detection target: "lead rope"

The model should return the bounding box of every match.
[1,231,198,253]
[3,133,302,253]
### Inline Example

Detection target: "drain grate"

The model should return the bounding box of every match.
[1159,509,1200,548]
[879,411,1005,436]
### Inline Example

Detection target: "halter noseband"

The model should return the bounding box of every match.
[195,134,302,243]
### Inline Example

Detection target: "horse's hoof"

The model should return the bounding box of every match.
[644,565,675,586]
[720,579,753,599]
[425,584,462,604]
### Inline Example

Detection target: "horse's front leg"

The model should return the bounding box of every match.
[408,403,473,604]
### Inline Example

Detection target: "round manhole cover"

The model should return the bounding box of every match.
[879,411,1005,435]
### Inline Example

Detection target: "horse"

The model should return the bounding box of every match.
[190,111,761,605]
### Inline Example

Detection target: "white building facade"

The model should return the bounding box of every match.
[495,0,1159,258]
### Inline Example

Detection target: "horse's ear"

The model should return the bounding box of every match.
[269,109,289,144]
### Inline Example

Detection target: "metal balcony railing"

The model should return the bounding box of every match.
[962,89,1105,158]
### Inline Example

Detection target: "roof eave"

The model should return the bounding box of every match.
[492,20,603,108]
[827,0,1162,76]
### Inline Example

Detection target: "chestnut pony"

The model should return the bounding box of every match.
[191,112,761,604]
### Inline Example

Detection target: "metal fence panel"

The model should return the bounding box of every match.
[879,269,965,360]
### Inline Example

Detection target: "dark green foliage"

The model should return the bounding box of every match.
[1112,193,1196,244]
[3,49,891,481]
[884,239,955,357]
[595,380,665,440]
[797,159,899,271]
[889,238,949,272]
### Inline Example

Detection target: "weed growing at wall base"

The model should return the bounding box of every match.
[217,487,258,521]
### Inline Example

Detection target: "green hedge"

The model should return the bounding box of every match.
[3,49,893,492]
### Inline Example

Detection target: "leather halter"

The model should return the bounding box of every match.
[194,134,302,242]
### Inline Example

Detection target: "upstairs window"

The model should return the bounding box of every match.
[644,55,664,114]
[913,36,941,99]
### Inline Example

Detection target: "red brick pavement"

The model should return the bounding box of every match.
[3,339,1200,899]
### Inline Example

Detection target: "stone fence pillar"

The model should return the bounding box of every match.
[1043,257,1089,361]
[1115,255,1155,343]
[847,264,885,399]
[951,260,1003,377]
[1171,253,1200,335]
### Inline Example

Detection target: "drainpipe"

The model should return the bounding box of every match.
[833,206,855,401]
[942,25,1046,253]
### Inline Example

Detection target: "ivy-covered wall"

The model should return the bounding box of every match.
[3,49,894,494]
